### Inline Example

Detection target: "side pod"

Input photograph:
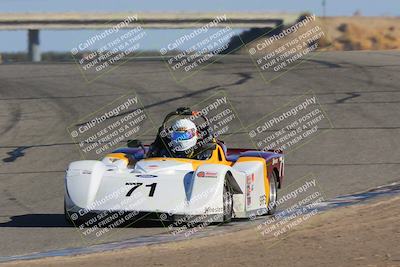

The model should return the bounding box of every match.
[65,160,106,208]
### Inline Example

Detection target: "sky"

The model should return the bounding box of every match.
[0,0,399,52]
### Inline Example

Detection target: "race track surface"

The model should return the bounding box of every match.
[0,50,399,257]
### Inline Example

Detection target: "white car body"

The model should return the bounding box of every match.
[64,146,284,224]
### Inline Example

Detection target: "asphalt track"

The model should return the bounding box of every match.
[0,50,399,257]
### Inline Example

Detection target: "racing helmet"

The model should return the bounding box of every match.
[170,119,198,152]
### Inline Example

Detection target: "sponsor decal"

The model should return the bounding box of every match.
[197,171,218,178]
[147,165,159,168]
[136,174,158,178]
[259,194,267,206]
[246,173,255,206]
[204,207,223,214]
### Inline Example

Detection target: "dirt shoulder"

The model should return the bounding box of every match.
[320,17,400,50]
[3,196,400,267]
[236,16,400,53]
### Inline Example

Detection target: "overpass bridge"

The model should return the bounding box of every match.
[0,12,300,62]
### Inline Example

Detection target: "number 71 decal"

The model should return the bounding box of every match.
[126,182,157,197]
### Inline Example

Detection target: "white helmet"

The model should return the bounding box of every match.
[170,119,198,152]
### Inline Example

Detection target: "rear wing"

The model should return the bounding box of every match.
[227,148,283,156]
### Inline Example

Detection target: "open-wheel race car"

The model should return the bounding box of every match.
[64,107,284,225]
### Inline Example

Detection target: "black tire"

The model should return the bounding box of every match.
[267,171,278,215]
[222,176,234,223]
[64,199,73,225]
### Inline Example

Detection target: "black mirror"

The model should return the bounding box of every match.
[127,139,142,148]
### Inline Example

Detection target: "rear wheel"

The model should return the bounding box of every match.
[222,176,233,223]
[267,171,278,215]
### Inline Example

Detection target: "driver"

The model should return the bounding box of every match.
[147,118,215,160]
[170,119,199,158]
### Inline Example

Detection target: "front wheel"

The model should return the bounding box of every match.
[64,199,73,225]
[267,171,278,215]
[222,176,234,223]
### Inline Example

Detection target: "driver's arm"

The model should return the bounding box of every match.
[147,137,173,158]
[192,142,216,160]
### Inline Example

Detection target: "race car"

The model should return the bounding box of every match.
[64,107,284,225]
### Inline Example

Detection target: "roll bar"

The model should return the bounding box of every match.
[159,107,212,138]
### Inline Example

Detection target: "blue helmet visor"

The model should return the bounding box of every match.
[171,129,196,141]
